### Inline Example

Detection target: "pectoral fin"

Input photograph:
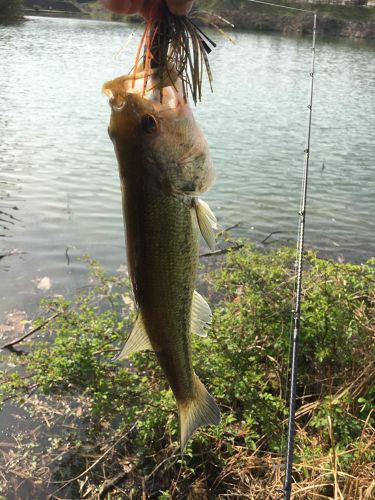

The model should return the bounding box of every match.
[191,291,212,337]
[195,199,217,251]
[116,314,152,360]
[178,374,221,451]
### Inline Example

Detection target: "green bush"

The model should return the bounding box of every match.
[0,247,373,498]
[0,0,23,23]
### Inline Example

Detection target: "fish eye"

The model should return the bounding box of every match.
[141,114,158,134]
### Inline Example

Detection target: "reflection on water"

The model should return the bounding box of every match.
[0,16,374,317]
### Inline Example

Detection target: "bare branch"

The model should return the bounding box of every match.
[200,243,244,258]
[0,313,59,351]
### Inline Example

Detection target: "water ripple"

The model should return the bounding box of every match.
[0,17,374,314]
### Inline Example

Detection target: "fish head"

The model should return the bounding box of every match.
[103,71,214,196]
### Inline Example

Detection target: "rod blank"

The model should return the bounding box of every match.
[283,13,317,500]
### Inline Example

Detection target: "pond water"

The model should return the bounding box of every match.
[0,16,374,318]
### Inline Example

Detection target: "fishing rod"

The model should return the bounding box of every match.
[283,13,317,500]
[243,1,317,496]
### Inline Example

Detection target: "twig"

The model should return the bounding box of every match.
[93,347,120,356]
[170,459,183,498]
[142,476,147,500]
[200,243,244,258]
[144,451,179,482]
[0,250,26,260]
[261,231,283,245]
[98,470,130,499]
[65,246,70,266]
[0,252,13,260]
[50,421,139,496]
[217,222,241,237]
[0,313,60,351]
[328,415,343,500]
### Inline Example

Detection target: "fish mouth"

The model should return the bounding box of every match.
[103,66,188,116]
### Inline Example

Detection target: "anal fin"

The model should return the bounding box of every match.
[115,314,152,361]
[191,290,212,338]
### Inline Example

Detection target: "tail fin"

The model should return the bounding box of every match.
[178,374,221,451]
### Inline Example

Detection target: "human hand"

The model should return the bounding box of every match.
[101,0,194,17]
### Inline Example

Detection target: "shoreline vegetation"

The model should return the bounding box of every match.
[38,1,375,40]
[2,0,375,38]
[198,0,375,38]
[0,0,24,22]
[1,244,374,498]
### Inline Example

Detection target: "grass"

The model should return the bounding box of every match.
[0,246,374,498]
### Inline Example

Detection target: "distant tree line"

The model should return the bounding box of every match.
[0,0,24,22]
[23,0,81,13]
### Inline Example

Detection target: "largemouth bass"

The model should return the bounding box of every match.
[103,70,220,450]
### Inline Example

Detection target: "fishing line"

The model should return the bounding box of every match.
[245,0,315,14]
[115,31,135,59]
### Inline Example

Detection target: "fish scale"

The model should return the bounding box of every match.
[135,192,198,399]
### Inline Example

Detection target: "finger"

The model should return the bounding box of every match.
[140,0,163,19]
[100,0,144,15]
[165,0,194,15]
